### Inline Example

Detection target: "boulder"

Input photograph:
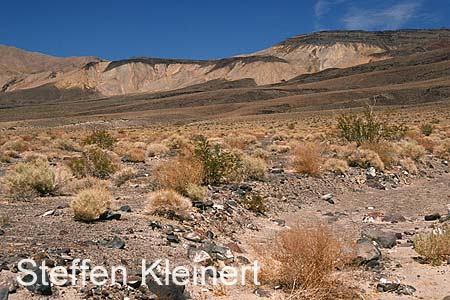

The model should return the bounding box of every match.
[22,267,52,295]
[363,228,397,248]
[355,238,381,264]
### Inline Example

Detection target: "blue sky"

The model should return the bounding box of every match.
[1,0,449,60]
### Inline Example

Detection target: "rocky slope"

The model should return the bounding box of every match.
[2,29,450,98]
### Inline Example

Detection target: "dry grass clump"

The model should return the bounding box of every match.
[292,143,323,176]
[53,138,81,152]
[348,149,384,171]
[112,167,138,187]
[224,133,258,149]
[147,143,170,157]
[125,147,146,162]
[259,225,354,299]
[154,154,204,195]
[267,143,291,153]
[1,138,30,152]
[144,189,192,220]
[414,226,450,266]
[0,214,10,227]
[323,158,349,175]
[400,140,426,161]
[68,146,120,179]
[70,186,112,222]
[163,134,190,150]
[4,159,57,201]
[361,142,399,169]
[434,138,450,159]
[64,176,108,195]
[184,183,208,200]
[240,155,267,181]
[400,158,418,175]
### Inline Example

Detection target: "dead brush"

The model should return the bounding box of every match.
[414,226,450,266]
[292,143,323,176]
[258,225,357,300]
[144,189,192,220]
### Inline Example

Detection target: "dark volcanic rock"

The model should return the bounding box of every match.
[22,267,52,295]
[425,213,441,221]
[146,275,185,300]
[119,205,132,213]
[0,229,4,236]
[355,238,382,264]
[0,286,8,300]
[107,236,125,249]
[363,228,397,248]
[167,234,180,244]
[99,209,121,221]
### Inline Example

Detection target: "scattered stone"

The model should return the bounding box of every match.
[442,296,450,300]
[205,231,214,239]
[366,167,377,179]
[119,205,132,213]
[192,200,214,210]
[425,213,441,221]
[40,210,55,217]
[355,238,381,264]
[188,248,212,265]
[382,212,406,223]
[0,229,4,236]
[362,228,397,248]
[22,267,52,295]
[321,193,334,204]
[237,256,251,265]
[396,284,416,296]
[107,237,125,249]
[269,168,284,174]
[0,286,8,300]
[150,221,162,230]
[272,219,286,226]
[167,234,180,244]
[377,282,399,293]
[146,275,185,300]
[127,275,142,289]
[99,209,121,221]
[254,288,271,297]
[183,232,203,243]
[202,242,234,260]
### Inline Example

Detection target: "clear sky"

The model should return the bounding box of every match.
[1,0,449,60]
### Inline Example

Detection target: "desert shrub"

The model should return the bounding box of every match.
[224,134,257,149]
[323,158,349,175]
[400,141,426,161]
[348,149,384,170]
[420,123,434,136]
[240,155,267,181]
[1,138,29,152]
[147,143,170,157]
[434,138,450,159]
[337,107,406,146]
[260,225,352,299]
[5,159,57,201]
[0,214,10,227]
[125,147,146,162]
[154,155,204,195]
[113,167,138,187]
[253,148,270,160]
[68,146,119,179]
[239,192,266,214]
[71,186,112,222]
[292,143,323,176]
[65,176,108,195]
[184,183,208,200]
[415,137,435,152]
[361,142,399,168]
[163,134,189,150]
[144,189,192,220]
[194,136,241,185]
[0,151,17,163]
[54,138,81,152]
[267,143,291,153]
[400,158,418,175]
[83,129,117,150]
[414,227,450,266]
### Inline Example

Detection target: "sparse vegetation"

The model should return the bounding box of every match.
[421,123,434,136]
[147,143,170,157]
[323,158,349,175]
[71,186,112,222]
[239,192,266,214]
[414,227,450,266]
[113,167,138,187]
[292,143,323,176]
[83,129,117,150]
[184,183,208,200]
[240,155,267,181]
[68,146,119,179]
[145,189,192,220]
[349,148,384,170]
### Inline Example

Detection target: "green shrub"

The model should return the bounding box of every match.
[239,192,266,214]
[184,183,208,200]
[420,123,434,136]
[83,130,117,150]
[68,146,119,179]
[5,159,56,200]
[194,136,241,185]
[337,107,407,146]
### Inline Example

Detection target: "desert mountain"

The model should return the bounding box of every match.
[2,29,449,98]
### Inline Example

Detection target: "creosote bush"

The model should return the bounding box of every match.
[337,107,406,146]
[292,143,323,176]
[184,183,208,200]
[83,129,117,150]
[414,227,450,266]
[194,136,241,185]
[5,159,57,201]
[68,146,119,179]
[71,186,112,222]
[145,189,192,220]
[240,155,267,181]
[259,224,353,299]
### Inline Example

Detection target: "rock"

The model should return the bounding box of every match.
[272,219,286,226]
[396,284,416,296]
[237,256,251,265]
[366,167,377,179]
[188,248,212,265]
[377,282,400,293]
[425,213,441,221]
[183,232,203,243]
[0,229,4,236]
[127,275,142,289]
[119,205,132,213]
[22,267,52,295]
[40,210,55,217]
[355,238,381,264]
[150,221,162,230]
[99,209,121,221]
[107,237,125,249]
[254,288,271,297]
[362,228,397,248]
[192,200,214,210]
[146,275,185,300]
[0,286,8,300]
[321,193,334,204]
[202,242,233,260]
[442,296,450,300]
[270,168,284,174]
[205,231,214,239]
[167,234,180,244]
[382,213,406,223]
